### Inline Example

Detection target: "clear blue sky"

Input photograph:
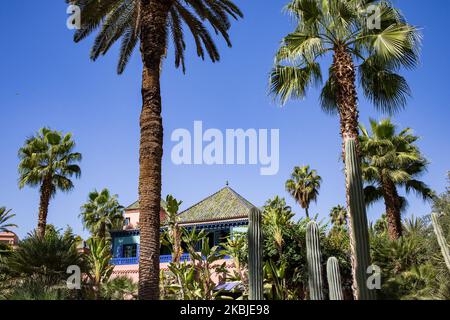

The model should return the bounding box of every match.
[1,1,449,239]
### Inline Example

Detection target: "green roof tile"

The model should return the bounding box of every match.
[177,187,255,223]
[125,187,255,225]
[125,199,166,211]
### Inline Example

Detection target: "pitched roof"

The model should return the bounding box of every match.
[125,199,167,211]
[177,186,255,224]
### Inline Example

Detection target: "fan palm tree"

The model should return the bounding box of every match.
[359,118,433,240]
[80,189,124,240]
[18,128,81,238]
[329,205,347,227]
[285,165,322,218]
[270,0,420,299]
[2,230,86,286]
[68,0,243,300]
[102,276,138,300]
[0,207,17,233]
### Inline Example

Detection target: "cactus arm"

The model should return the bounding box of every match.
[248,207,264,300]
[306,221,324,300]
[327,257,344,300]
[431,212,450,272]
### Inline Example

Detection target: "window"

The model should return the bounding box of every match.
[207,232,215,249]
[160,245,171,256]
[124,217,131,226]
[122,244,137,258]
[216,229,230,249]
[218,229,230,242]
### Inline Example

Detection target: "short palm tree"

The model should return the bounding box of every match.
[285,165,322,218]
[102,276,137,300]
[270,0,420,299]
[0,207,17,233]
[80,189,124,240]
[18,128,81,238]
[359,118,433,240]
[69,0,243,300]
[2,230,85,285]
[329,205,347,227]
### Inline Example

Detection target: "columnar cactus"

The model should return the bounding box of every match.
[306,221,324,300]
[344,138,376,300]
[327,257,344,300]
[248,207,263,300]
[431,212,450,272]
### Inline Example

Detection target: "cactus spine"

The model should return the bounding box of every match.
[248,207,263,300]
[431,212,450,272]
[344,138,376,300]
[306,221,324,300]
[327,257,344,300]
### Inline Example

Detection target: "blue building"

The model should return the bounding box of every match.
[110,186,255,279]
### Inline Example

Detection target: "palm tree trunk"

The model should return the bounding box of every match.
[381,177,403,239]
[333,45,374,300]
[99,222,106,240]
[175,224,182,263]
[37,175,52,238]
[138,0,171,300]
[305,207,309,218]
[171,224,182,263]
[334,45,359,144]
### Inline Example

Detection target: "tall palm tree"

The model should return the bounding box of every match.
[0,207,17,233]
[69,0,243,300]
[270,0,420,299]
[285,165,322,218]
[329,205,347,227]
[18,128,82,238]
[359,118,433,240]
[80,189,124,240]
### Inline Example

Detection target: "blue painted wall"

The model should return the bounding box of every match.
[112,234,140,258]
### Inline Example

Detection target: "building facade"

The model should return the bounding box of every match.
[0,232,19,249]
[110,186,255,281]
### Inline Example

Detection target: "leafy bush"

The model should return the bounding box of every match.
[102,276,137,300]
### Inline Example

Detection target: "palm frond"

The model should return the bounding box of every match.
[359,56,411,114]
[71,0,242,73]
[269,62,322,105]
